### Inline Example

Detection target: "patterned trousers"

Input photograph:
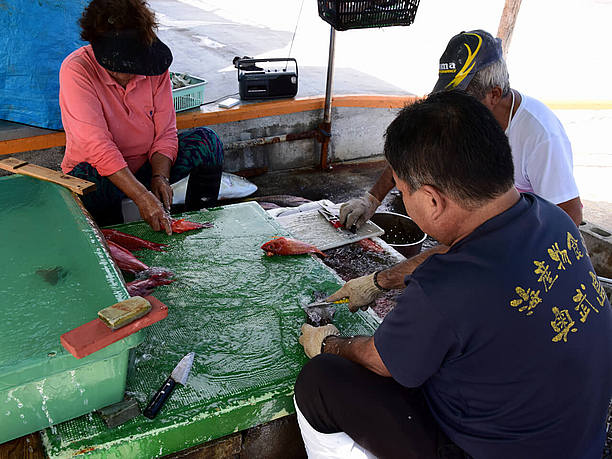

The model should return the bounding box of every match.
[69,127,224,226]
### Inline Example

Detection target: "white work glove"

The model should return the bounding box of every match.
[299,324,340,359]
[339,192,381,231]
[326,273,384,312]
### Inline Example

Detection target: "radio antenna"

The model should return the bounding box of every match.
[286,0,305,70]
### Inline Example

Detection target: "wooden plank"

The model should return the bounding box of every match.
[176,96,326,130]
[5,94,612,156]
[0,433,45,459]
[0,131,66,156]
[497,0,523,56]
[332,94,419,108]
[0,157,95,195]
[176,95,419,130]
[164,433,242,458]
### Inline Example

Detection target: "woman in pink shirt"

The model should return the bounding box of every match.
[60,0,223,233]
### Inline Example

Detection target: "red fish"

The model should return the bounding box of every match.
[107,240,149,274]
[357,238,384,253]
[127,273,175,297]
[102,229,167,252]
[260,237,326,257]
[171,219,213,234]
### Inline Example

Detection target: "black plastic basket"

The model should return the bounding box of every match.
[317,0,420,31]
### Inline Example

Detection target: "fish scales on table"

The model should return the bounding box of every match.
[261,237,326,257]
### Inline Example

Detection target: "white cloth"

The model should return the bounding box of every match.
[507,92,580,204]
[294,398,377,459]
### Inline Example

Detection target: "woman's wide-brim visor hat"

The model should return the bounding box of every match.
[92,29,173,76]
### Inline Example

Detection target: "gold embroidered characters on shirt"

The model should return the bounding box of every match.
[567,232,583,260]
[533,260,559,293]
[589,271,608,308]
[506,233,609,343]
[550,307,578,343]
[548,242,572,271]
[573,283,599,323]
[510,287,542,316]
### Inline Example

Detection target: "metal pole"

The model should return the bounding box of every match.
[320,26,336,169]
[323,26,336,124]
[224,129,319,151]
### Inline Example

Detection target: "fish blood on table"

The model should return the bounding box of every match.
[260,237,326,257]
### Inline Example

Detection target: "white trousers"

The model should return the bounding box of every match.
[294,397,377,459]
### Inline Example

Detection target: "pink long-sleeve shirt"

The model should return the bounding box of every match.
[59,45,178,176]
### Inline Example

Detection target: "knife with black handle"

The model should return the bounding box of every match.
[143,376,176,419]
[143,352,194,419]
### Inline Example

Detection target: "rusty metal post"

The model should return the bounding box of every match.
[224,130,319,151]
[320,26,336,170]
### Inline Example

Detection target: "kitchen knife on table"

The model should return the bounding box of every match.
[143,351,194,419]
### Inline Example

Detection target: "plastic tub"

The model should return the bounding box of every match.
[170,72,208,112]
[0,176,142,443]
[370,211,426,258]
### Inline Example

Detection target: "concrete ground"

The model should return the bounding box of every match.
[148,0,612,230]
[1,0,610,230]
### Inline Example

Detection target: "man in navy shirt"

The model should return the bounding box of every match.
[295,91,612,458]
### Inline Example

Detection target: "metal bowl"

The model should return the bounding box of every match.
[370,212,427,258]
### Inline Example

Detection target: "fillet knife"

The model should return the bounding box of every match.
[143,351,194,419]
[318,204,356,234]
[302,298,349,327]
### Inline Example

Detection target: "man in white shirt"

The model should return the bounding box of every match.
[340,29,583,227]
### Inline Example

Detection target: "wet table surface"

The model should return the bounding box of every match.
[42,202,380,458]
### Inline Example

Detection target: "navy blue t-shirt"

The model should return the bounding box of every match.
[374,194,612,459]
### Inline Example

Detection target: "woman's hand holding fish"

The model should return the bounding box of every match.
[326,273,384,312]
[151,174,173,212]
[136,191,172,235]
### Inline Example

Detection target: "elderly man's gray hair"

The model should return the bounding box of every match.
[465,58,510,100]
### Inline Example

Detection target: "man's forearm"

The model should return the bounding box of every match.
[369,165,395,202]
[557,196,583,226]
[322,335,391,377]
[377,245,449,289]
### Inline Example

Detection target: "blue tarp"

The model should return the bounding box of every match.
[0,0,87,129]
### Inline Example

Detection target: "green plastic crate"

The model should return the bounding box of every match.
[0,176,143,444]
[171,72,208,112]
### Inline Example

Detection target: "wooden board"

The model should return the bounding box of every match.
[0,157,95,195]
